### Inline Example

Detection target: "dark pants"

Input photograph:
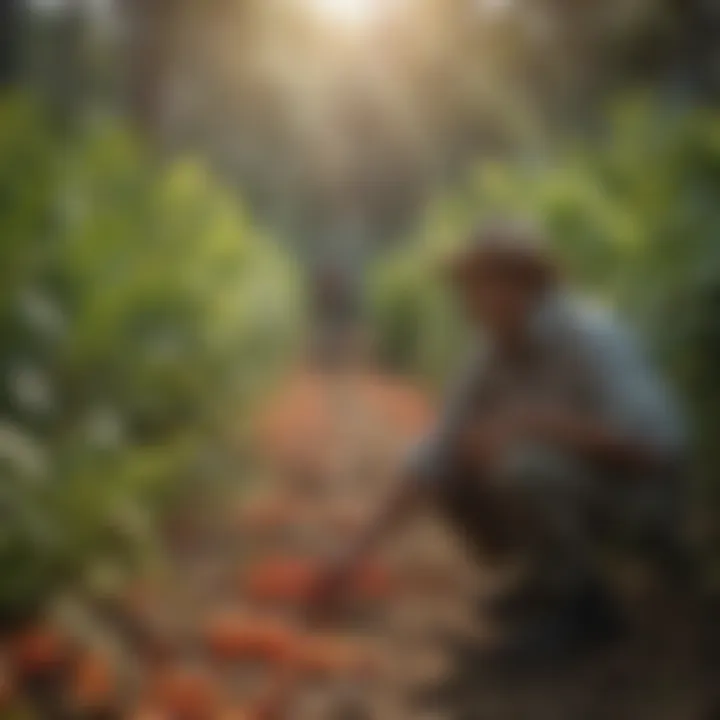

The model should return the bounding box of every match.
[432,447,685,596]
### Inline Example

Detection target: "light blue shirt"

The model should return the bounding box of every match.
[408,293,686,486]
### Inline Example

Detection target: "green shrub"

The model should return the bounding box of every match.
[0,96,303,618]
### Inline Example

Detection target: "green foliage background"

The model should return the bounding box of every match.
[0,96,303,618]
[369,99,720,532]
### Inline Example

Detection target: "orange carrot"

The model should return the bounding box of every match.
[149,665,220,720]
[203,612,295,665]
[70,652,116,712]
[9,625,67,678]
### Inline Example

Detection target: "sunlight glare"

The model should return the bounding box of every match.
[305,0,382,27]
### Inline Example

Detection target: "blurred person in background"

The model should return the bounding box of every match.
[314,218,688,663]
[311,260,363,371]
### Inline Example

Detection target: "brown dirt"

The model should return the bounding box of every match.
[12,371,720,719]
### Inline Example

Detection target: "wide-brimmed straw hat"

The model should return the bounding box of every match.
[442,218,556,290]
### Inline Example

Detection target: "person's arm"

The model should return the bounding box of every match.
[314,472,425,600]
[515,406,673,472]
[520,317,686,474]
[310,350,485,612]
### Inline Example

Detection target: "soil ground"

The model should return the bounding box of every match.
[15,370,720,719]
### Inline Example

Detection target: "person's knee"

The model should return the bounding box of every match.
[495,457,587,519]
[491,451,597,553]
[497,446,584,490]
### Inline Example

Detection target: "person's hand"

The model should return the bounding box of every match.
[509,403,579,443]
[306,478,420,622]
[460,402,577,471]
[460,413,520,473]
[305,552,356,623]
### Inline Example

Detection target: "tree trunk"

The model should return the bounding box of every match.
[0,0,22,88]
[671,0,720,100]
[120,0,178,136]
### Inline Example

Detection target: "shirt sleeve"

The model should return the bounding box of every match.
[581,317,686,457]
[405,350,486,487]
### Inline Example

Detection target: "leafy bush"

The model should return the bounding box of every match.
[0,97,303,619]
[369,98,720,526]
